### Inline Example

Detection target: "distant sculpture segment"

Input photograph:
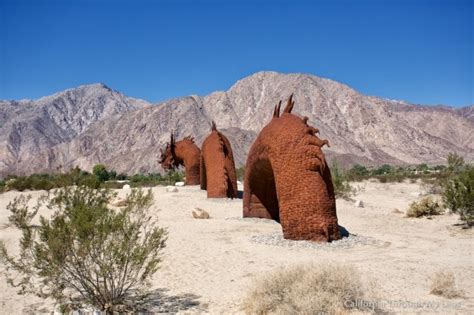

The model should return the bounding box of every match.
[200,122,238,198]
[160,133,201,185]
[243,95,341,242]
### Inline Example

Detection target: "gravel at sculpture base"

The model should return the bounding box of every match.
[250,233,381,250]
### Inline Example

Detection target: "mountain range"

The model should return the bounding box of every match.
[1,71,472,176]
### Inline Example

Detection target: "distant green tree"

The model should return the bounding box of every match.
[92,164,110,182]
[108,170,117,180]
[417,163,429,172]
[373,164,392,176]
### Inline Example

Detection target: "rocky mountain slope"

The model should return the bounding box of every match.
[0,83,150,174]
[2,72,473,175]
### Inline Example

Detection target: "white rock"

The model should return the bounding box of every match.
[166,186,178,192]
[123,184,131,190]
[354,200,364,208]
[192,208,210,219]
[111,198,127,207]
[175,181,185,187]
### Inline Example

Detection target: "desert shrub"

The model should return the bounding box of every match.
[100,181,125,189]
[0,179,5,193]
[0,167,96,192]
[429,271,464,299]
[165,170,184,183]
[77,174,101,189]
[417,163,429,172]
[242,264,373,315]
[331,162,353,199]
[128,171,184,187]
[116,173,128,180]
[108,170,117,180]
[0,187,167,313]
[130,173,162,187]
[373,164,392,176]
[236,166,245,181]
[92,164,110,182]
[442,166,473,226]
[346,164,370,181]
[447,152,465,174]
[406,197,444,218]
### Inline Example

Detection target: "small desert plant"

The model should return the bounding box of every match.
[447,152,465,174]
[443,166,473,226]
[0,179,6,193]
[242,263,374,315]
[236,166,245,181]
[429,271,464,299]
[331,161,353,199]
[406,197,444,218]
[0,186,167,313]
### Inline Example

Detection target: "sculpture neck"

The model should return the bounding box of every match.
[174,142,201,185]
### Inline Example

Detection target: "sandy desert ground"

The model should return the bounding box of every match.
[0,180,473,314]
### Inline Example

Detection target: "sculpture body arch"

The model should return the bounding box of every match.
[243,96,341,242]
[200,122,238,198]
[160,134,201,185]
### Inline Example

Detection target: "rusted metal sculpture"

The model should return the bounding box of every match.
[243,95,341,242]
[200,122,238,198]
[160,133,201,185]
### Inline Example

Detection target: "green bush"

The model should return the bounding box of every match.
[236,166,245,181]
[443,166,473,226]
[331,161,353,199]
[77,174,101,189]
[406,197,444,218]
[373,164,392,176]
[165,170,184,183]
[100,181,125,189]
[0,187,167,312]
[346,164,369,181]
[447,152,465,174]
[92,164,110,182]
[116,173,128,180]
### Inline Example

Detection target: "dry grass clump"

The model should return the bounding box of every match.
[242,263,374,315]
[406,197,444,218]
[429,271,464,299]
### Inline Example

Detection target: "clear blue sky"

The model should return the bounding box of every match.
[1,0,472,106]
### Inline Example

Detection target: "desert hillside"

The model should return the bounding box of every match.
[1,72,473,176]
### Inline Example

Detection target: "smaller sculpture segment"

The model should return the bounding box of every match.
[200,122,238,198]
[160,133,201,185]
[243,95,341,242]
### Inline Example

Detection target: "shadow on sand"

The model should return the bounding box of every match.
[132,288,204,313]
[338,225,350,238]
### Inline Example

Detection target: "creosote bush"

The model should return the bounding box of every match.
[0,186,167,313]
[429,271,464,299]
[406,197,444,218]
[331,161,353,199]
[443,166,473,226]
[242,263,375,315]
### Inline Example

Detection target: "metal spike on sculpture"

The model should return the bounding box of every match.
[200,121,238,198]
[243,94,341,242]
[159,131,201,185]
